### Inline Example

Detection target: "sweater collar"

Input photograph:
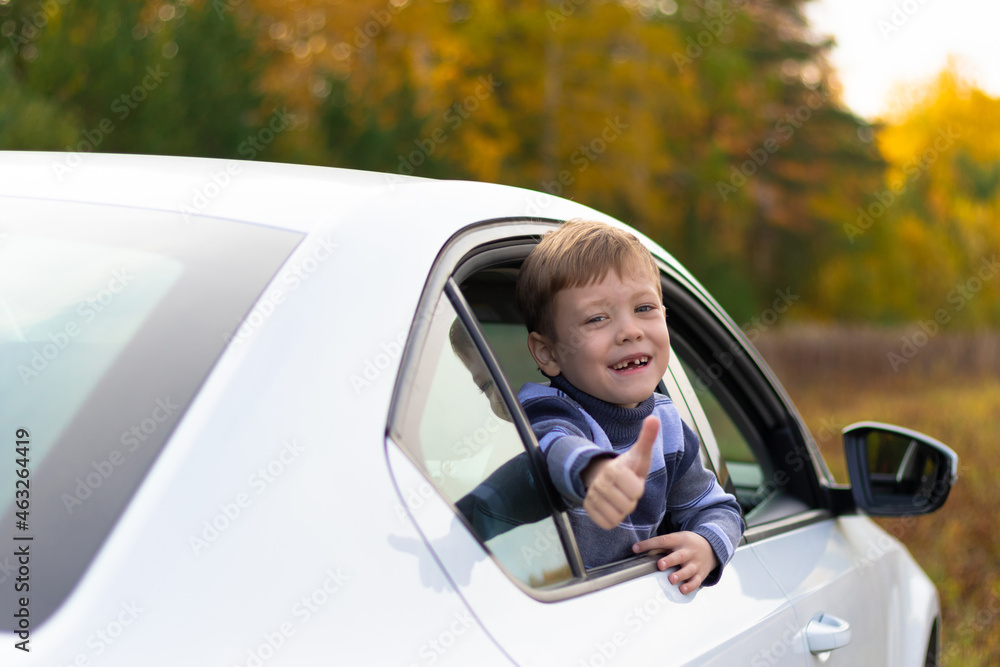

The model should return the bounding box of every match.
[548,374,655,448]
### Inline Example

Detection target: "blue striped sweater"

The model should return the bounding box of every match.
[519,375,744,582]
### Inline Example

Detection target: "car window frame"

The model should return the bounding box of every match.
[387,217,838,599]
[389,219,695,599]
[655,276,841,541]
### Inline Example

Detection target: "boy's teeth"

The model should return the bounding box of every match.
[613,356,648,370]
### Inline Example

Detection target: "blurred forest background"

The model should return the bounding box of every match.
[1,0,998,663]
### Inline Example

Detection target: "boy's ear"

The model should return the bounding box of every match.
[527,331,562,377]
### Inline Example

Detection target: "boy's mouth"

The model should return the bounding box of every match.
[610,355,650,371]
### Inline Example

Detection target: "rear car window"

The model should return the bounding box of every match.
[0,200,302,629]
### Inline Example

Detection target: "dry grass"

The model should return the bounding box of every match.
[755,325,1000,666]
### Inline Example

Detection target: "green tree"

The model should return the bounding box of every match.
[1,0,268,159]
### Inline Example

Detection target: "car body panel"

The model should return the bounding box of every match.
[0,153,942,666]
[1,200,510,664]
[389,443,808,666]
[753,515,939,667]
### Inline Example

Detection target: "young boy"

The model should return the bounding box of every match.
[515,219,744,593]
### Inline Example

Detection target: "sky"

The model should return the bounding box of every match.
[804,0,1000,121]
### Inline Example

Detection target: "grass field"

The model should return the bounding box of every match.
[755,325,1000,666]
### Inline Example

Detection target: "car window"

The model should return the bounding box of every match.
[393,291,574,589]
[0,204,303,630]
[674,352,763,507]
[666,322,813,527]
[459,261,734,562]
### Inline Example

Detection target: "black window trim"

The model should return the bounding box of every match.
[655,270,854,538]
[383,287,582,598]
[668,333,772,492]
[445,278,587,578]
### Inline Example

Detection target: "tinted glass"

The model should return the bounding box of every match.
[0,202,302,629]
[396,294,572,588]
[672,342,766,513]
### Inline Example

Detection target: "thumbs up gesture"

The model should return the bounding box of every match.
[581,416,660,530]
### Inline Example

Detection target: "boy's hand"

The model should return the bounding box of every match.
[632,531,718,595]
[581,416,659,530]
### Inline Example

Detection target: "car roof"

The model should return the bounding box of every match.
[0,150,706,294]
[0,151,418,233]
[0,151,569,232]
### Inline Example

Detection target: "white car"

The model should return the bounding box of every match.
[0,153,957,666]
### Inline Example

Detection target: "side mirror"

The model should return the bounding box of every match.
[843,421,958,516]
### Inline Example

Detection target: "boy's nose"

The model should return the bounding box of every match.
[617,317,644,343]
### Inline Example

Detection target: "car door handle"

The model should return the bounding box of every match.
[805,613,852,654]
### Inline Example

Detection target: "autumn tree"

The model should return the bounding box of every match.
[817,64,1000,328]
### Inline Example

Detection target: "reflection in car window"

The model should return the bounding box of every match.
[677,356,756,462]
[398,293,572,588]
[1,235,183,467]
[672,341,767,515]
[0,207,303,630]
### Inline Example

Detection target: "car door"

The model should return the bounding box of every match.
[385,220,808,666]
[660,278,897,665]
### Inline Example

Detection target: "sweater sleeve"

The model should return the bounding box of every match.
[520,394,615,505]
[666,421,745,586]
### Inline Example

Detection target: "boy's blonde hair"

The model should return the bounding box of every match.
[515,219,662,340]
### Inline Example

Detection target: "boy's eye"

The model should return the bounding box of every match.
[636,305,654,313]
[586,316,606,324]
[478,379,495,394]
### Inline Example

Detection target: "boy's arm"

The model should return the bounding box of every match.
[579,417,658,530]
[520,395,613,504]
[661,421,745,586]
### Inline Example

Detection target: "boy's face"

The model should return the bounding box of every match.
[527,268,669,408]
[458,350,509,421]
